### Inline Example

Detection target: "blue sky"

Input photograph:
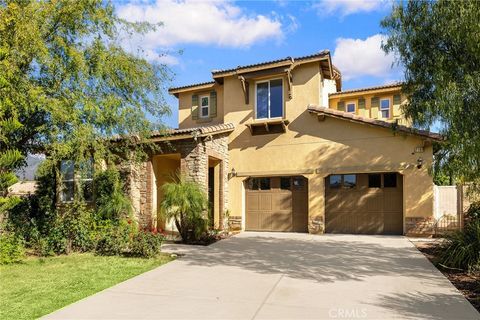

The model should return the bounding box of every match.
[116,0,402,128]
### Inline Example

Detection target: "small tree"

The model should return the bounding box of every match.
[160,175,208,243]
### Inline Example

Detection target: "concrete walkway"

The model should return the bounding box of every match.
[45,232,479,320]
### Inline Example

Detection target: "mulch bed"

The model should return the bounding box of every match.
[414,241,480,313]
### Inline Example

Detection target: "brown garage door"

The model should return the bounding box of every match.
[245,176,308,232]
[325,173,403,235]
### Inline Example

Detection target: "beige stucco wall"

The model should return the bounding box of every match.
[329,89,409,125]
[178,84,224,129]
[172,61,434,234]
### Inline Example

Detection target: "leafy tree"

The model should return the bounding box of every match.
[0,0,171,202]
[382,0,480,193]
[160,175,208,243]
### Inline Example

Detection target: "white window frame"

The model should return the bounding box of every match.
[380,98,391,119]
[199,95,209,118]
[255,78,284,120]
[346,101,356,113]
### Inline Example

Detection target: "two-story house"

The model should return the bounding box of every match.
[126,51,441,236]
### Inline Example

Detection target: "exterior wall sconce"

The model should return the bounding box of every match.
[417,157,424,169]
[228,168,237,179]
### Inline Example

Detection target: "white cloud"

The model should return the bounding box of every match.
[314,0,386,17]
[332,34,398,81]
[117,0,283,48]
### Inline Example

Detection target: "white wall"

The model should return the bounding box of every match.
[433,185,458,218]
[322,79,337,107]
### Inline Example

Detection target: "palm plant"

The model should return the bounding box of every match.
[160,174,208,243]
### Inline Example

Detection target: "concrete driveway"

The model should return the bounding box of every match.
[45,232,479,320]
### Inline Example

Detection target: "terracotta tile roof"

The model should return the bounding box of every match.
[307,105,443,141]
[211,50,331,75]
[110,123,235,142]
[168,81,215,93]
[157,123,235,137]
[329,83,402,96]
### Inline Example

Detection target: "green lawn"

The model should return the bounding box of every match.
[0,253,173,320]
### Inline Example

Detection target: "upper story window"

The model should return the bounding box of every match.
[380,98,390,118]
[256,79,283,119]
[346,102,356,113]
[200,95,209,118]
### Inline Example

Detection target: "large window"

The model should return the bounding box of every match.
[60,159,94,203]
[256,79,283,119]
[380,98,390,118]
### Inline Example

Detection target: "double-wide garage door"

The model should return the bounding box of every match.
[245,176,308,232]
[325,173,403,235]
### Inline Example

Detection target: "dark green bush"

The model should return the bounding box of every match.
[0,232,25,264]
[94,168,132,221]
[438,218,480,272]
[466,201,480,222]
[62,202,96,252]
[95,220,135,256]
[130,231,164,258]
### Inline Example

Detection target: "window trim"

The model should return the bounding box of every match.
[380,98,391,119]
[254,78,284,120]
[346,101,356,113]
[199,95,210,118]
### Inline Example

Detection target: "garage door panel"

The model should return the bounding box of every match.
[245,210,259,230]
[245,177,308,233]
[259,194,272,211]
[325,173,403,235]
[384,211,403,234]
[246,193,259,211]
[383,192,402,212]
[258,211,272,231]
[271,212,292,231]
[326,212,354,233]
[356,212,383,234]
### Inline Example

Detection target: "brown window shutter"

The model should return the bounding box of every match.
[358,98,365,109]
[393,94,401,105]
[191,94,199,120]
[209,91,217,118]
[371,97,379,108]
[370,97,379,119]
[337,101,345,112]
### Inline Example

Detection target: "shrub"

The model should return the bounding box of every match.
[0,232,25,264]
[62,202,96,252]
[466,201,480,222]
[160,174,208,243]
[95,219,135,256]
[438,218,480,272]
[130,231,164,258]
[94,168,132,221]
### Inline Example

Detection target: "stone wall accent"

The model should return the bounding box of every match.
[228,215,242,231]
[125,161,151,229]
[405,217,435,237]
[129,132,230,231]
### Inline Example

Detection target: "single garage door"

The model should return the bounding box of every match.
[245,176,308,232]
[325,173,403,235]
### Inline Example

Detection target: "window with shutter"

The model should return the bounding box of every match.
[191,94,199,120]
[393,94,401,117]
[209,91,217,118]
[337,101,345,112]
[370,97,379,119]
